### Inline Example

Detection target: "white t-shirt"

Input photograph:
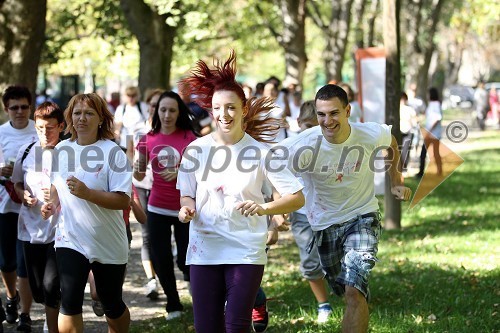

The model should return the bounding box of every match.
[51,139,132,264]
[400,104,417,134]
[12,142,59,244]
[114,102,149,148]
[0,120,38,214]
[277,123,392,231]
[177,133,303,265]
[425,101,442,139]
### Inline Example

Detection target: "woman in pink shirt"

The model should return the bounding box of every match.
[133,91,198,320]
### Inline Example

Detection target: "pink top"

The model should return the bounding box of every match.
[137,129,197,210]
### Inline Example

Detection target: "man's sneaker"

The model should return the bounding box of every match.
[165,311,182,321]
[16,313,32,332]
[317,303,333,324]
[5,292,20,324]
[145,279,159,300]
[0,300,4,333]
[92,300,105,317]
[0,299,6,323]
[251,303,269,332]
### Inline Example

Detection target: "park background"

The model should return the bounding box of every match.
[0,0,499,332]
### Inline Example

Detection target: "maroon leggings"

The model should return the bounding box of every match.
[190,264,264,333]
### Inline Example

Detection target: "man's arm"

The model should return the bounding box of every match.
[388,135,412,201]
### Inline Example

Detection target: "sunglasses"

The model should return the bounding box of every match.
[8,105,30,111]
[127,94,137,98]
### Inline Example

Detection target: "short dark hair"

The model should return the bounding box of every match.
[315,84,349,107]
[34,101,65,124]
[2,85,32,107]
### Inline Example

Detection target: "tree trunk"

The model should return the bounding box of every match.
[119,0,176,93]
[0,0,46,110]
[383,0,402,230]
[323,0,355,82]
[402,0,445,99]
[351,0,368,88]
[367,0,380,47]
[281,0,307,87]
[308,0,355,83]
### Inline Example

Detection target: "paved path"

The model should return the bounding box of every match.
[2,221,189,332]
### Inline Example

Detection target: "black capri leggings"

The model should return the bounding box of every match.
[56,247,127,319]
[23,241,60,309]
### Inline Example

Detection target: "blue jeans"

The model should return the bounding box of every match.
[290,212,324,280]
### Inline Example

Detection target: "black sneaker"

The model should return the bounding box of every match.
[17,313,32,332]
[5,292,19,324]
[92,300,105,317]
[0,299,5,323]
[251,302,268,332]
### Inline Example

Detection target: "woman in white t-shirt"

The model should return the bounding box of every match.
[12,102,65,333]
[41,93,132,333]
[177,51,304,333]
[417,87,443,177]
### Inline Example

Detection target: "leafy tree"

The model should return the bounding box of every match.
[255,0,308,87]
[0,0,46,106]
[308,0,356,83]
[401,0,447,99]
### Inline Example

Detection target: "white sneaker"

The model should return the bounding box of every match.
[317,304,332,324]
[145,279,159,300]
[165,310,182,321]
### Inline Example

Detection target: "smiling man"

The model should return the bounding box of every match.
[276,84,411,333]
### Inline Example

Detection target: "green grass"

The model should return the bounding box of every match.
[130,131,500,333]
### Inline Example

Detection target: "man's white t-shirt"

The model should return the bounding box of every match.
[12,142,59,244]
[114,102,149,148]
[177,133,303,265]
[0,120,38,214]
[277,122,392,231]
[51,139,132,264]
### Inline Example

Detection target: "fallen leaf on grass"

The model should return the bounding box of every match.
[427,314,437,322]
[290,317,305,325]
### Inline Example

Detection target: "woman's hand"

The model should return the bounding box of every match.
[271,214,291,231]
[41,202,55,220]
[23,190,38,208]
[235,200,265,217]
[66,176,89,199]
[159,167,178,182]
[42,188,51,203]
[178,206,196,223]
[0,164,13,178]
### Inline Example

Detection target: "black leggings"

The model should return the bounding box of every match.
[147,211,189,312]
[23,241,60,309]
[56,248,127,319]
[0,212,18,273]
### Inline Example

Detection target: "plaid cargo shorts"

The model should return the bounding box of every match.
[313,212,382,299]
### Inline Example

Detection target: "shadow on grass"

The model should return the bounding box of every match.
[370,261,499,333]
[263,250,499,333]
